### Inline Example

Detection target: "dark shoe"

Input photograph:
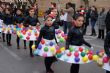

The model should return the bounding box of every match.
[17,46,20,49]
[3,40,5,42]
[8,43,12,46]
[46,69,54,73]
[93,33,97,36]
[7,42,9,46]
[97,36,101,39]
[30,54,34,58]
[24,46,27,49]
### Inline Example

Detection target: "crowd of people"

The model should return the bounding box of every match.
[0,1,110,73]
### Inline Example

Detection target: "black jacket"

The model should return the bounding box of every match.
[66,26,91,49]
[14,15,24,24]
[90,10,98,21]
[36,25,58,48]
[105,11,110,30]
[3,14,13,25]
[104,31,110,58]
[23,15,39,27]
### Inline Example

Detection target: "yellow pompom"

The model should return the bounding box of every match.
[28,29,32,33]
[8,28,10,31]
[17,31,20,36]
[14,28,16,31]
[82,56,88,63]
[60,47,65,52]
[93,55,99,61]
[50,47,55,52]
[32,45,36,50]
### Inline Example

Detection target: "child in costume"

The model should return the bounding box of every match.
[3,8,13,46]
[0,6,4,39]
[35,15,58,73]
[23,8,40,57]
[14,8,26,49]
[66,14,93,73]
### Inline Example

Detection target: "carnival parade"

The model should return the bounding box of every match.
[0,0,110,73]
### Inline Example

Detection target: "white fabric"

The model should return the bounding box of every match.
[60,13,67,21]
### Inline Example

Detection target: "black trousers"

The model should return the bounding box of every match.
[98,29,104,39]
[106,71,110,73]
[6,33,11,44]
[2,33,5,41]
[106,29,110,34]
[29,41,37,56]
[70,64,80,73]
[63,21,72,34]
[45,57,57,72]
[16,35,26,47]
[83,22,89,35]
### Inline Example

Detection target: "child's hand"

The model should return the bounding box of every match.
[37,23,40,26]
[90,47,94,50]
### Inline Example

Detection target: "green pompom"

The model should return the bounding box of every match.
[81,52,86,57]
[44,47,48,52]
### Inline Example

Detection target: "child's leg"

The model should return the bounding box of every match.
[106,71,110,73]
[24,40,27,49]
[70,64,80,73]
[2,33,5,42]
[6,34,9,45]
[101,30,104,39]
[44,57,57,72]
[29,41,33,57]
[8,34,11,46]
[98,29,101,38]
[17,35,20,49]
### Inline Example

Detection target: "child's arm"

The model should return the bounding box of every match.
[35,28,43,48]
[54,30,58,45]
[82,37,91,48]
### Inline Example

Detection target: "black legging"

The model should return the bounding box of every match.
[70,64,80,73]
[106,71,110,73]
[98,29,104,39]
[16,35,26,48]
[2,33,5,41]
[6,33,11,44]
[45,57,57,72]
[29,41,37,56]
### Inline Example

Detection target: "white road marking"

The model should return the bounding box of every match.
[0,43,22,61]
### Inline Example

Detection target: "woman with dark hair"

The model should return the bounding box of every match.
[105,8,110,33]
[66,14,92,73]
[63,2,74,34]
[90,6,98,36]
[96,7,106,39]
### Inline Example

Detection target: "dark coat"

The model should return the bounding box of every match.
[105,11,110,30]
[104,31,110,58]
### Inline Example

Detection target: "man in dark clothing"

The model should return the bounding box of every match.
[105,8,110,33]
[104,31,110,73]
